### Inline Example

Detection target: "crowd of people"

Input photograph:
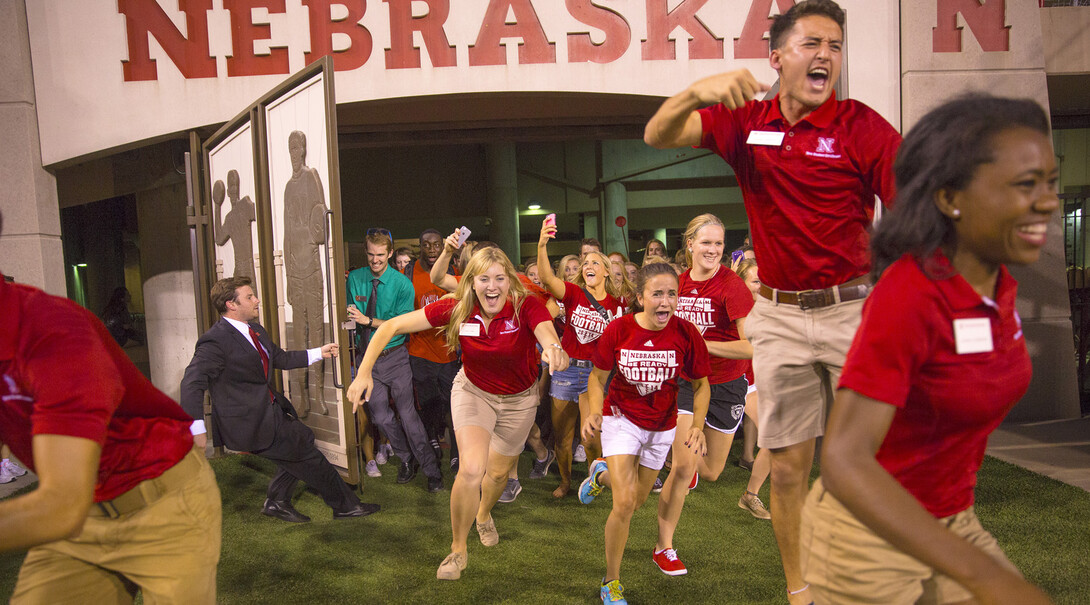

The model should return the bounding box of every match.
[0,1,1060,603]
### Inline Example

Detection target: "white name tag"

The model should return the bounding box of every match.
[746,130,785,146]
[459,322,481,337]
[953,317,993,354]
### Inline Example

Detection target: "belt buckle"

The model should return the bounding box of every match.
[96,501,122,519]
[797,289,824,310]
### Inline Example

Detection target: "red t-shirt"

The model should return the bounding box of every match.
[425,294,553,394]
[559,281,624,361]
[406,260,457,363]
[838,253,1031,518]
[699,95,900,291]
[592,314,711,431]
[677,267,753,383]
[0,279,193,502]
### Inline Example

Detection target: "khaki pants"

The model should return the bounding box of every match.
[12,449,222,605]
[801,479,1018,605]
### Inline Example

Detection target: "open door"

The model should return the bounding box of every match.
[199,57,359,484]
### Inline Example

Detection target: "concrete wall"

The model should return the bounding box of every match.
[0,0,62,293]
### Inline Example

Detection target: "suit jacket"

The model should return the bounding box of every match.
[181,318,309,452]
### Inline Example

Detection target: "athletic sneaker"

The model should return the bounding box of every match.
[688,471,699,491]
[578,459,608,504]
[652,548,688,576]
[651,476,664,493]
[498,478,522,503]
[0,466,14,484]
[476,517,499,547]
[365,460,381,478]
[1,459,27,478]
[600,579,627,604]
[450,457,459,473]
[739,491,772,520]
[436,551,467,580]
[375,444,390,465]
[529,450,555,479]
[574,444,587,463]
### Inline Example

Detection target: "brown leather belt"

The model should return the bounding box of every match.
[91,448,203,519]
[378,342,406,358]
[759,276,871,310]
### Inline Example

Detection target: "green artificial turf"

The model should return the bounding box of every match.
[2,454,1089,604]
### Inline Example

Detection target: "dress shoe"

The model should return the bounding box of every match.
[427,476,443,493]
[396,459,419,484]
[333,502,381,519]
[261,498,311,523]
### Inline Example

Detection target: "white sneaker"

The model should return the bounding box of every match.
[1,459,26,478]
[0,466,14,484]
[573,444,587,463]
[365,460,381,478]
[375,444,389,465]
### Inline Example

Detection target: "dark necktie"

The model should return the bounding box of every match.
[249,326,270,377]
[363,278,380,348]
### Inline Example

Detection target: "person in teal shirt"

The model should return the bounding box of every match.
[347,229,443,492]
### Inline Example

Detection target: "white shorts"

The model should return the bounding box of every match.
[600,414,676,470]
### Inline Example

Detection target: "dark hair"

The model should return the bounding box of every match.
[580,237,602,252]
[211,276,253,313]
[419,228,441,243]
[769,0,845,50]
[629,262,678,314]
[870,93,1050,278]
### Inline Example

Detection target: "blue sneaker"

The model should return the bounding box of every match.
[579,459,608,504]
[600,579,627,604]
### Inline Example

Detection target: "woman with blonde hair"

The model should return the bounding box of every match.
[348,246,569,581]
[537,220,626,497]
[733,257,773,519]
[654,213,758,575]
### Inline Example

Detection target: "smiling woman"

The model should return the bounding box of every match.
[802,94,1058,605]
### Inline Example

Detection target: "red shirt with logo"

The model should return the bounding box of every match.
[699,95,900,291]
[592,314,711,431]
[425,294,553,395]
[406,260,457,363]
[677,267,753,383]
[838,253,1030,518]
[559,282,624,361]
[0,278,193,502]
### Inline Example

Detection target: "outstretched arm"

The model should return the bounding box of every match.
[822,389,1051,605]
[429,229,461,292]
[346,309,434,411]
[535,219,567,300]
[644,70,769,149]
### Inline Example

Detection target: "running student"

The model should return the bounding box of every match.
[579,262,711,605]
[801,94,1055,604]
[347,247,569,581]
[654,213,756,576]
[536,218,625,498]
[733,258,772,520]
[643,2,901,601]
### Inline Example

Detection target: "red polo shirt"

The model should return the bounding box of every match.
[699,95,900,291]
[838,253,1031,518]
[0,278,193,502]
[425,294,553,395]
[559,281,624,361]
[677,267,753,384]
[593,314,710,431]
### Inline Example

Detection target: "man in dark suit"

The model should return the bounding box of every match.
[181,276,379,522]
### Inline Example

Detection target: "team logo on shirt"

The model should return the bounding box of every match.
[420,293,440,307]
[677,296,714,334]
[499,319,518,334]
[806,137,842,159]
[569,305,613,344]
[618,349,678,396]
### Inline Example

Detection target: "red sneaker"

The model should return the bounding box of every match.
[652,548,688,576]
[688,471,699,491]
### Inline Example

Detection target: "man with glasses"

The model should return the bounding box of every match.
[347,228,443,492]
[403,229,462,471]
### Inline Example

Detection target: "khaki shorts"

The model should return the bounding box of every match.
[747,295,864,449]
[451,368,541,457]
[801,479,1019,605]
